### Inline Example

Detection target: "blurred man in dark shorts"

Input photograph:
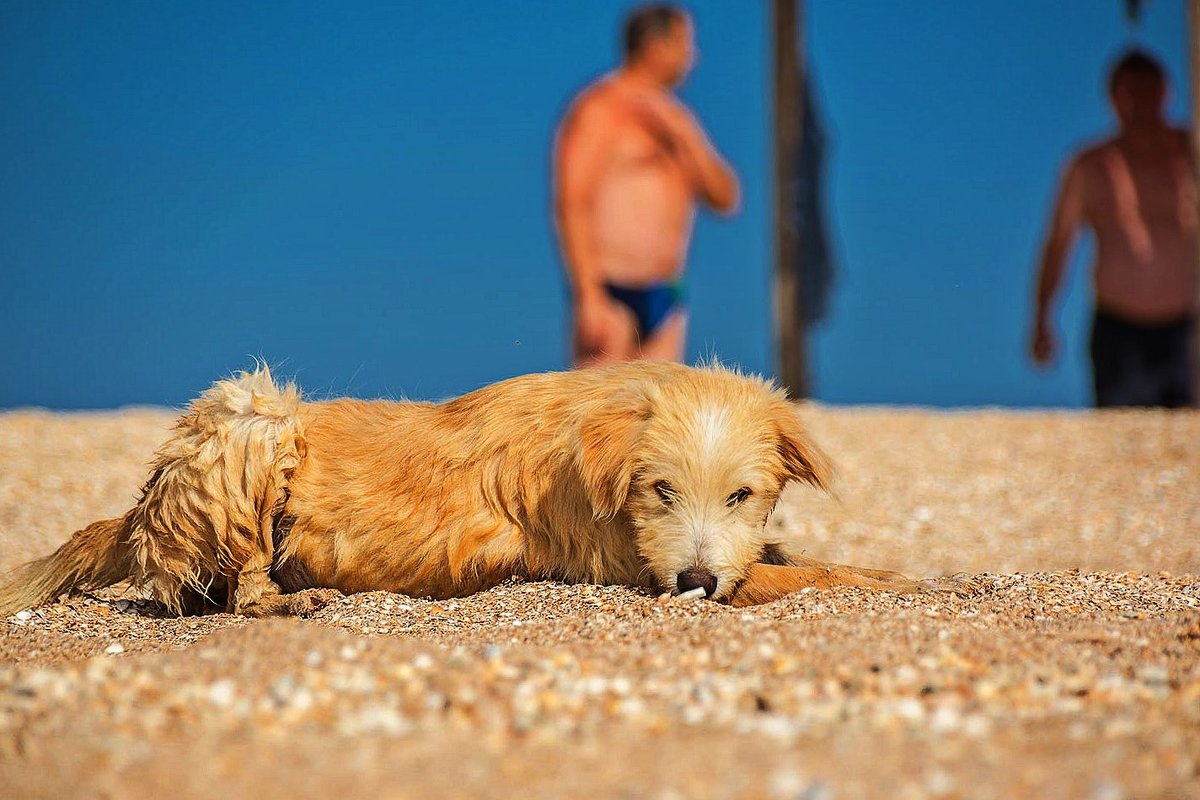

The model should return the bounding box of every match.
[554,4,739,366]
[1030,50,1197,407]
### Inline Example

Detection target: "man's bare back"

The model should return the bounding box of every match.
[554,7,739,366]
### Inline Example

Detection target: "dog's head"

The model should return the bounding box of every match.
[578,366,830,601]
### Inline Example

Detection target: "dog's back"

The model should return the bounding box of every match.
[276,365,677,598]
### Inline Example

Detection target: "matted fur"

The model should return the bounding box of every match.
[126,365,304,611]
[0,361,958,617]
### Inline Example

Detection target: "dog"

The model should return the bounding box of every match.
[0,361,967,617]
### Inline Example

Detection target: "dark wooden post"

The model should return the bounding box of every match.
[772,0,808,398]
[1190,0,1200,400]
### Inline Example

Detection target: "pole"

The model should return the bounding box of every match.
[772,0,808,398]
[1190,0,1200,400]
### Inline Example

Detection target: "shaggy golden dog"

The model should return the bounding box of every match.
[0,362,966,617]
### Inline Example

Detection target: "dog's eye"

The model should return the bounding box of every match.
[653,480,677,506]
[726,487,752,507]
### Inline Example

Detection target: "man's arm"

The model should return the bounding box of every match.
[638,98,740,214]
[554,99,618,347]
[1031,156,1087,366]
[554,100,614,298]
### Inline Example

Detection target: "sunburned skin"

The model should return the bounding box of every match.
[1058,131,1197,322]
[554,12,739,366]
[580,77,699,285]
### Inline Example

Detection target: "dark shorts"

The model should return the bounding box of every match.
[604,281,685,339]
[1090,308,1197,408]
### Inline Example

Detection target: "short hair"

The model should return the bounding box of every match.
[623,4,686,59]
[1108,49,1167,94]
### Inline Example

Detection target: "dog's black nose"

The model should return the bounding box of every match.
[676,568,717,597]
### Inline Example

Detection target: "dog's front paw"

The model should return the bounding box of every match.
[918,573,983,597]
[281,588,345,617]
[238,587,345,617]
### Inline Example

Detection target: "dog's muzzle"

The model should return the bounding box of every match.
[676,568,717,598]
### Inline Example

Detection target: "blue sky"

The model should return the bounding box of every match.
[0,1,1191,408]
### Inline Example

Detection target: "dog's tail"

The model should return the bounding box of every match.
[0,515,133,617]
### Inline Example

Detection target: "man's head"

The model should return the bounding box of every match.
[622,4,695,87]
[1108,49,1168,130]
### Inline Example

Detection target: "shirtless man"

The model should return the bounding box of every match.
[554,4,739,366]
[1031,50,1198,407]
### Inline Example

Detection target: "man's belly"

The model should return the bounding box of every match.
[1093,231,1198,322]
[593,171,695,284]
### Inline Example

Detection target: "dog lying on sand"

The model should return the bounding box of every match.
[0,362,970,617]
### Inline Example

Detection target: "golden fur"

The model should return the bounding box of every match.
[0,362,963,617]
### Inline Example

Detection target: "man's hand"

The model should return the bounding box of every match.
[574,290,617,354]
[1030,317,1058,367]
[627,91,691,150]
[626,91,739,214]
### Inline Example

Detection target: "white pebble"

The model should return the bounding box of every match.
[207,679,236,707]
[1090,778,1127,800]
[1136,664,1169,685]
[893,697,925,722]
[769,769,808,799]
[925,769,955,795]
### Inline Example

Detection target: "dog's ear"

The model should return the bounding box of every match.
[770,400,833,492]
[578,391,652,519]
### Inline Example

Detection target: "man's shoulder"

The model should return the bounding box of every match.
[1073,138,1116,162]
[1063,138,1118,176]
[565,75,621,118]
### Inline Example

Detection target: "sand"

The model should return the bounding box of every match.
[1,404,1198,799]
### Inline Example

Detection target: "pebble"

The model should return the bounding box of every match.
[207,679,236,707]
